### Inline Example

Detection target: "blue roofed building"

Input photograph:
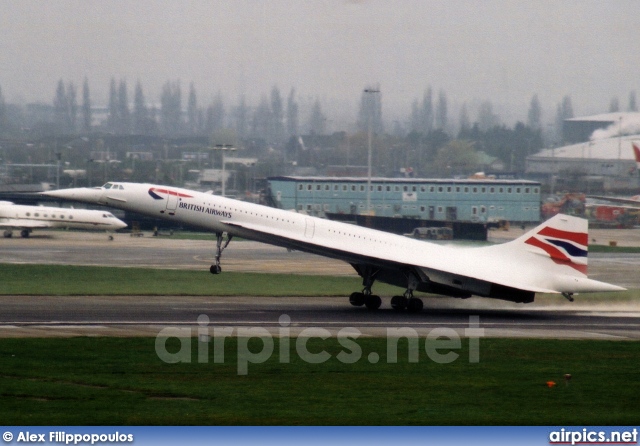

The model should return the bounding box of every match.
[266,176,541,239]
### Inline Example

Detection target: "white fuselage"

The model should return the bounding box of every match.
[0,201,127,233]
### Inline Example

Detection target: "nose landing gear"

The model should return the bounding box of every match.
[210,232,232,275]
[562,292,574,302]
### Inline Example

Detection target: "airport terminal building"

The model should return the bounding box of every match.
[266,176,541,225]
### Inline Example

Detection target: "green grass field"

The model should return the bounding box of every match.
[0,264,638,301]
[589,244,640,253]
[0,264,375,296]
[1,263,638,425]
[0,337,638,425]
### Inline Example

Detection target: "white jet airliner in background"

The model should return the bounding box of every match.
[44,182,624,311]
[0,200,127,238]
[588,142,640,206]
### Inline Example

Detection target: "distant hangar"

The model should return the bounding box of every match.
[526,112,640,191]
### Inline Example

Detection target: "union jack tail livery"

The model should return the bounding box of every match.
[522,216,588,274]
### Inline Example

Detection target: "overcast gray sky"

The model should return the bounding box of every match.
[1,0,639,126]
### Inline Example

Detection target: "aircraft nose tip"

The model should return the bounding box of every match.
[43,187,102,203]
[43,189,77,199]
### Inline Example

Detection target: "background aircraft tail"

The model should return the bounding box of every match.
[633,142,640,169]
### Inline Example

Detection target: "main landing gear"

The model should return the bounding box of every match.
[349,289,424,312]
[210,232,233,275]
[349,290,382,310]
[20,229,30,238]
[3,229,30,238]
[390,292,424,313]
[349,267,424,312]
[349,266,381,310]
[390,271,423,312]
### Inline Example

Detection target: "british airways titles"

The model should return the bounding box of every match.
[178,201,232,219]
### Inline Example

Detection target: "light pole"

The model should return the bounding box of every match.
[213,144,236,197]
[364,87,380,214]
[55,152,61,190]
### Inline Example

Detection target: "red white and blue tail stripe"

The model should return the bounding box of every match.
[522,215,588,274]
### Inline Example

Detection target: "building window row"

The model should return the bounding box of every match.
[297,183,539,195]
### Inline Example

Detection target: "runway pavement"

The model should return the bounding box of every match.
[0,295,639,339]
[1,229,639,339]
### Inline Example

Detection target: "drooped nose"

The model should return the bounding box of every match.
[43,187,104,204]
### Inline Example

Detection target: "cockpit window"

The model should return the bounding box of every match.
[102,183,124,190]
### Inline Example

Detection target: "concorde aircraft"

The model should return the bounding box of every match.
[0,200,127,238]
[44,182,624,311]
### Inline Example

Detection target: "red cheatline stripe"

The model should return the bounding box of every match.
[525,237,587,274]
[151,188,193,198]
[538,226,588,247]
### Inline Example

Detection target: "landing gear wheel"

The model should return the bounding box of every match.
[406,298,423,313]
[349,292,365,306]
[3,230,12,238]
[390,295,408,311]
[210,265,222,275]
[562,292,574,302]
[20,229,30,238]
[364,294,382,310]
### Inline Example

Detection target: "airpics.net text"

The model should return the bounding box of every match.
[155,314,484,375]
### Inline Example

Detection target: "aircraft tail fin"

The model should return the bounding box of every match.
[633,142,640,168]
[510,214,588,275]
